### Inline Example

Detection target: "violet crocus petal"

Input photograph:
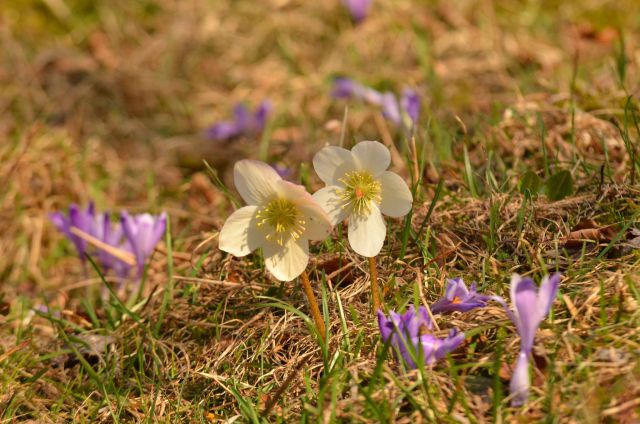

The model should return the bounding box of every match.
[377,309,393,343]
[121,211,166,273]
[272,164,291,180]
[537,273,561,319]
[401,88,420,125]
[510,351,530,406]
[437,328,466,358]
[205,121,242,141]
[253,101,272,132]
[332,77,360,99]
[381,92,402,125]
[511,274,542,353]
[431,279,491,314]
[331,78,384,106]
[415,334,439,366]
[343,0,371,23]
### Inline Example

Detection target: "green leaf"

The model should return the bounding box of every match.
[544,170,573,201]
[518,171,542,196]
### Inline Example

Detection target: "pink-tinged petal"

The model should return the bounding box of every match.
[263,237,309,282]
[347,204,386,257]
[313,146,356,186]
[351,140,390,177]
[378,171,413,218]
[219,206,262,257]
[233,159,281,205]
[510,351,530,406]
[312,185,351,226]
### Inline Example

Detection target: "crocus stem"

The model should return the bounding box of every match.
[300,270,326,341]
[369,256,381,313]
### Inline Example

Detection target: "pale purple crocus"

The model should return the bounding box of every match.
[504,273,561,406]
[381,92,402,126]
[272,164,292,180]
[49,203,96,260]
[377,305,465,369]
[331,78,420,131]
[205,101,272,141]
[401,88,420,126]
[343,0,372,23]
[121,211,167,276]
[93,212,133,277]
[332,77,384,105]
[431,278,493,314]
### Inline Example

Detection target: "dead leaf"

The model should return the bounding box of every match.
[563,218,618,248]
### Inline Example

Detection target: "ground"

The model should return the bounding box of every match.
[1,0,640,422]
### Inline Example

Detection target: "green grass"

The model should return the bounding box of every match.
[1,0,640,422]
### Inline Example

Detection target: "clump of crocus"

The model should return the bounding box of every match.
[205,101,271,141]
[312,140,412,312]
[50,204,167,280]
[503,273,561,406]
[377,305,465,369]
[430,278,494,314]
[343,0,372,23]
[331,78,420,130]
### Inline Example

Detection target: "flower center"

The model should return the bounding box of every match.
[256,198,305,246]
[338,170,382,215]
[451,296,462,304]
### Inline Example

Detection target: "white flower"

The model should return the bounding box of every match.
[312,140,413,257]
[219,160,333,281]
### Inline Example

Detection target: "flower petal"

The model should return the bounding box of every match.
[509,351,531,406]
[219,206,262,256]
[234,160,281,205]
[537,273,561,319]
[512,275,541,353]
[379,171,412,217]
[312,185,351,226]
[351,140,391,177]
[263,237,309,281]
[347,204,386,257]
[313,146,356,186]
[273,180,333,241]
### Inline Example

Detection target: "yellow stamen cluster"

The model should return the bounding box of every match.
[338,170,382,215]
[256,198,305,246]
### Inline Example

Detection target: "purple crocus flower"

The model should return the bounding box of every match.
[49,203,96,260]
[272,164,292,180]
[331,77,384,105]
[377,305,465,369]
[343,0,372,23]
[504,273,561,406]
[205,101,272,141]
[121,211,167,276]
[401,88,420,126]
[93,212,133,277]
[431,278,493,314]
[380,92,402,126]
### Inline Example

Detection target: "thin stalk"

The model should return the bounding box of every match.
[369,256,381,313]
[300,270,326,341]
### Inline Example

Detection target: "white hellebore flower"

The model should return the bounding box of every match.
[312,140,413,257]
[219,160,332,281]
